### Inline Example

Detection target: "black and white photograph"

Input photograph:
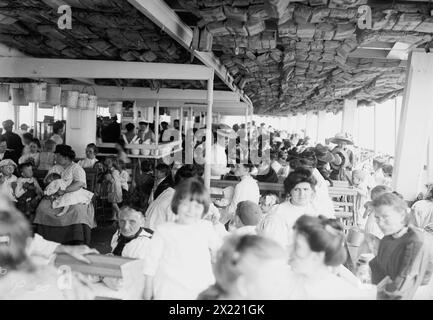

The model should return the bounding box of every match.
[0,0,433,308]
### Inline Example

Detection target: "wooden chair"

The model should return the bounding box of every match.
[210,178,357,231]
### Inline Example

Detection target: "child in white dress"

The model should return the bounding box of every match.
[0,159,18,201]
[44,172,94,217]
[105,157,130,219]
[352,170,369,228]
[142,178,223,300]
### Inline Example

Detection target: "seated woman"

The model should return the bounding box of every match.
[0,200,94,300]
[258,167,319,254]
[33,145,96,245]
[369,193,433,300]
[198,234,291,300]
[285,215,371,299]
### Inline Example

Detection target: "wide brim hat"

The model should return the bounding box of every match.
[0,159,17,168]
[314,144,335,163]
[2,120,14,127]
[329,132,354,145]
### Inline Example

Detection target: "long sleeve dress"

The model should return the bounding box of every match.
[369,226,433,299]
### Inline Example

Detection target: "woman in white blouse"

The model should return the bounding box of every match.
[286,215,371,299]
[258,168,320,253]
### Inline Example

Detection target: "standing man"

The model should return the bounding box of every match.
[2,120,23,164]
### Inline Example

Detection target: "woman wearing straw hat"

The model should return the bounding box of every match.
[328,133,354,182]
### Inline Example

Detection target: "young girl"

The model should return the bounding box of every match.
[18,139,40,167]
[105,157,129,219]
[78,143,98,169]
[15,162,43,220]
[142,178,222,300]
[38,139,56,171]
[0,159,18,201]
[44,172,94,217]
[198,234,291,300]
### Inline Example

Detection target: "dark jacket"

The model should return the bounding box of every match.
[0,150,18,165]
[2,132,23,163]
[153,175,174,200]
[255,167,279,183]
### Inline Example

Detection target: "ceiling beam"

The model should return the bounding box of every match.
[348,48,391,59]
[0,43,94,85]
[58,85,240,102]
[0,57,213,80]
[127,0,253,110]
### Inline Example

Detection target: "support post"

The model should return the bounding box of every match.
[33,103,38,138]
[373,105,377,153]
[204,72,214,190]
[341,99,357,137]
[155,100,159,154]
[179,106,183,143]
[317,110,327,144]
[394,50,433,199]
[245,107,248,142]
[305,111,316,142]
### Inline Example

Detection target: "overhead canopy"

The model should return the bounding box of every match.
[0,0,432,114]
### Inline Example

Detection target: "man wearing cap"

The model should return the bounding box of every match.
[1,120,23,164]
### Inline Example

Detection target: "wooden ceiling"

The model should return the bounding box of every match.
[0,0,433,114]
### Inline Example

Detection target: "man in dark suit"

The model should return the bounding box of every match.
[150,163,173,202]
[0,135,17,163]
[2,120,23,164]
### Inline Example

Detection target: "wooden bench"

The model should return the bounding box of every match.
[210,179,358,229]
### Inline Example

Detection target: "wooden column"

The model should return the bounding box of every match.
[204,73,214,190]
[305,111,316,141]
[155,100,159,154]
[394,50,433,200]
[341,99,357,137]
[316,110,327,144]
[33,103,38,138]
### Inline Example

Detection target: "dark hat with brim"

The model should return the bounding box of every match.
[315,144,335,163]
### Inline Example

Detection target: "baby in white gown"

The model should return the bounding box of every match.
[44,173,94,217]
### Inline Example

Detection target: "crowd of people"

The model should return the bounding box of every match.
[1,117,433,300]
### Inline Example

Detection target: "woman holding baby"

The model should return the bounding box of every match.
[34,145,96,245]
